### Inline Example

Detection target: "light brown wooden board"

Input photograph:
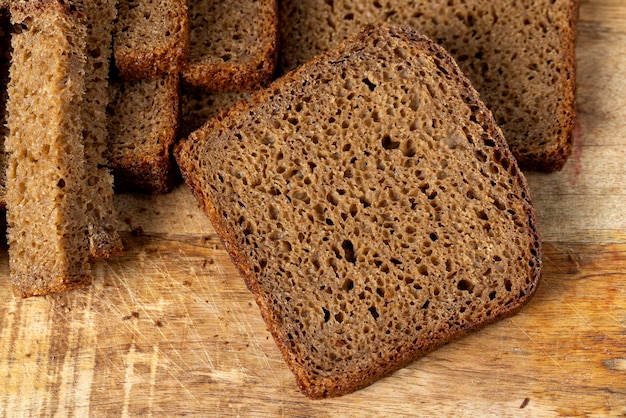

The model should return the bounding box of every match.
[1,0,625,415]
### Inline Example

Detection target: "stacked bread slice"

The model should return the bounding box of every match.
[107,0,187,194]
[107,75,180,194]
[113,0,189,81]
[181,0,278,92]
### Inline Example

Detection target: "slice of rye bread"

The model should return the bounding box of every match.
[76,0,122,259]
[0,8,10,208]
[181,87,250,138]
[107,74,180,194]
[6,0,92,297]
[113,0,189,80]
[175,26,542,398]
[181,0,278,92]
[278,0,579,172]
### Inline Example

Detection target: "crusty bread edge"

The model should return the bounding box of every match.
[175,25,543,399]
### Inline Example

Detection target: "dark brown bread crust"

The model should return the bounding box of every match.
[176,26,542,398]
[277,0,579,172]
[181,0,278,92]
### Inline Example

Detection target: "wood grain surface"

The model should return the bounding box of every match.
[1,0,625,416]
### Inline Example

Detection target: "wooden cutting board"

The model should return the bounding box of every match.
[1,0,625,416]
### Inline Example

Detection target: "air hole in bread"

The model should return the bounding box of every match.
[457,279,474,293]
[362,77,376,91]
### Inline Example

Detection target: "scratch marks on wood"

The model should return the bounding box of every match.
[53,291,97,418]
[0,297,19,418]
[603,358,626,372]
[121,343,162,417]
[5,299,56,416]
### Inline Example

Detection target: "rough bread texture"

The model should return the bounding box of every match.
[181,87,250,138]
[0,9,10,208]
[107,74,180,194]
[114,0,189,80]
[6,0,91,297]
[175,26,542,398]
[76,0,122,259]
[278,0,579,172]
[181,0,278,92]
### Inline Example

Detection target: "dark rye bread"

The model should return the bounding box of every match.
[278,0,579,172]
[6,0,91,297]
[107,74,180,194]
[0,8,10,208]
[76,0,122,259]
[181,88,250,138]
[181,0,278,92]
[114,0,189,80]
[175,26,542,398]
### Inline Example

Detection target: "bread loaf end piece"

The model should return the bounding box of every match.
[76,0,122,259]
[181,0,278,92]
[176,26,542,398]
[114,0,189,80]
[107,74,180,194]
[6,0,91,297]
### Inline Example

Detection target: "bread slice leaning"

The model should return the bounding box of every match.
[278,0,578,172]
[175,25,542,398]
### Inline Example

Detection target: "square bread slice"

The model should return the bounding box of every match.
[113,0,189,80]
[175,26,542,398]
[278,0,579,172]
[6,0,91,297]
[181,0,278,92]
[107,74,180,194]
